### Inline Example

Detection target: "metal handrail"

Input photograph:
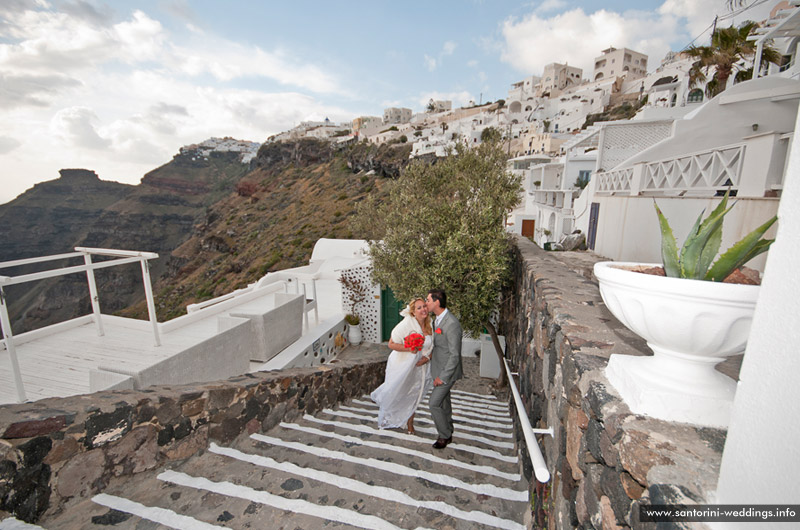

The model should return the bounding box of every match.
[503,357,553,483]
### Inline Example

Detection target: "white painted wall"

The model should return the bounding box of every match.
[592,196,779,272]
[713,100,800,528]
[619,77,800,170]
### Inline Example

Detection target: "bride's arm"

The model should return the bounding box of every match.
[415,335,433,366]
[388,339,411,352]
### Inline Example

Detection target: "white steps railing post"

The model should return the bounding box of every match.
[140,259,161,347]
[0,286,26,403]
[83,253,105,337]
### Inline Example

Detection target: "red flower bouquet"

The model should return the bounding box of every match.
[404,332,425,353]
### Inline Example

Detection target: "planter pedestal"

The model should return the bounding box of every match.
[594,261,760,429]
[606,348,736,428]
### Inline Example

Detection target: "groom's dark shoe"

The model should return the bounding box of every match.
[432,436,452,449]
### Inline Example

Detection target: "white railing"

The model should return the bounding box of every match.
[595,144,747,196]
[0,248,159,403]
[503,357,553,483]
[595,167,634,193]
[640,144,745,193]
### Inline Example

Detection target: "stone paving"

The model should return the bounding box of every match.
[25,349,526,529]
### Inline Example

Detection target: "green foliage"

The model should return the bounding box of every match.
[655,190,777,281]
[480,127,502,143]
[687,22,781,98]
[354,139,523,336]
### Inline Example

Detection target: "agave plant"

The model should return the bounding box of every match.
[655,190,777,282]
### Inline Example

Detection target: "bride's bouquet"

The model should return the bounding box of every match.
[403,332,425,353]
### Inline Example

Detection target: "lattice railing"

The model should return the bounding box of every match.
[641,144,744,192]
[595,167,634,193]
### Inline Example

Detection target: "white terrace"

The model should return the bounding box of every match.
[0,240,371,406]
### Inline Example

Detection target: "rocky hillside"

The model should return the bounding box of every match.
[1,139,414,329]
[123,139,412,321]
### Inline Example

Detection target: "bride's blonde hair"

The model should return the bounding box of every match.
[408,298,432,335]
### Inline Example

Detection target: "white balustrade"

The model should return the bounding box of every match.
[0,247,160,403]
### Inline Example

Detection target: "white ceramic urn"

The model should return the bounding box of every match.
[348,323,363,346]
[594,261,760,428]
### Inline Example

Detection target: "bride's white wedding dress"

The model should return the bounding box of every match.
[370,312,433,429]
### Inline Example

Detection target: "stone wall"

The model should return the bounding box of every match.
[502,236,726,529]
[0,347,385,523]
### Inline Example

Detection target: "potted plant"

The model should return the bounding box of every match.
[339,270,369,346]
[345,313,362,345]
[593,191,777,427]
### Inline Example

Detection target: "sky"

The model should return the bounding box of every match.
[0,0,779,204]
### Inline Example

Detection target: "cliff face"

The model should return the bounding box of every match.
[0,148,251,332]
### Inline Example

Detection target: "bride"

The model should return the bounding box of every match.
[370,298,433,434]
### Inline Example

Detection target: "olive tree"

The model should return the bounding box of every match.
[354,139,522,385]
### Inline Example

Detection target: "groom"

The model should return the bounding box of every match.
[426,288,463,449]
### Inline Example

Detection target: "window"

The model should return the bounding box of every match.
[687,89,704,103]
[576,170,591,189]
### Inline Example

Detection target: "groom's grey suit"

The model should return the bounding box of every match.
[429,310,463,440]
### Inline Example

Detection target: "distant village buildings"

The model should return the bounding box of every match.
[592,47,648,81]
[383,107,413,124]
[179,137,260,164]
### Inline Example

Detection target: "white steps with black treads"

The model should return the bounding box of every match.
[37,390,528,530]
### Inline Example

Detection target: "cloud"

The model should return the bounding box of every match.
[59,1,113,26]
[424,54,437,72]
[0,73,82,108]
[500,7,679,75]
[500,2,780,78]
[0,4,343,95]
[150,102,190,116]
[423,41,459,72]
[0,136,22,154]
[50,106,111,150]
[537,0,566,13]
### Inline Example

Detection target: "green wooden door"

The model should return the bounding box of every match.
[381,286,404,341]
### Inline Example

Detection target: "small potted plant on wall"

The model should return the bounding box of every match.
[593,191,777,428]
[344,313,362,345]
[339,270,369,346]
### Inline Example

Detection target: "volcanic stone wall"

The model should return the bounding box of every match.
[0,348,385,522]
[502,235,726,529]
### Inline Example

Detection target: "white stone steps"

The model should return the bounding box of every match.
[38,387,526,530]
[159,470,438,530]
[336,404,515,438]
[354,396,514,422]
[209,443,525,530]
[319,407,516,447]
[300,414,519,463]
[249,432,527,502]
[277,421,520,481]
[92,493,225,529]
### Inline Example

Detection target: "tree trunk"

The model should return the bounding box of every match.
[483,320,508,387]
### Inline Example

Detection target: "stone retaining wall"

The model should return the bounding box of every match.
[0,348,385,522]
[502,236,726,529]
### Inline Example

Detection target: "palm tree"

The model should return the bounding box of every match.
[687,21,781,98]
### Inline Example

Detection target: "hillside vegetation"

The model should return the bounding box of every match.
[117,139,412,321]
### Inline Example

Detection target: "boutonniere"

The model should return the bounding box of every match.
[435,328,442,334]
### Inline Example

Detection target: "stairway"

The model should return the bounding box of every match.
[34,390,529,530]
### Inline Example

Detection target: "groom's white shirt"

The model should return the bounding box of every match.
[435,308,449,329]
